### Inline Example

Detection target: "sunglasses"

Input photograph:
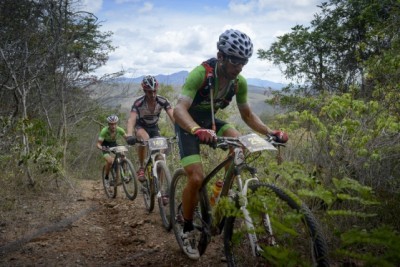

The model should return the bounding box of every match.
[227,56,248,66]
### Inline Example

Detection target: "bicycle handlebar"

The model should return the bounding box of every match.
[134,136,177,146]
[214,134,286,150]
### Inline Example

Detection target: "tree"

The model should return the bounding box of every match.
[259,0,399,98]
[0,0,115,185]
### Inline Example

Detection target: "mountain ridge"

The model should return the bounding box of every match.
[118,71,285,90]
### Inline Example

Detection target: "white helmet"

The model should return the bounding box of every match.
[217,29,253,59]
[107,115,119,123]
[142,75,159,91]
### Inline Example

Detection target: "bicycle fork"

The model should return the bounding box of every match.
[236,175,275,257]
[152,156,166,201]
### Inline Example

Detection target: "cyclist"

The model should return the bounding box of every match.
[126,75,174,182]
[96,115,130,185]
[173,29,288,260]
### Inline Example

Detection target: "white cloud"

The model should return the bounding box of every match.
[79,0,102,14]
[138,2,154,13]
[93,0,322,83]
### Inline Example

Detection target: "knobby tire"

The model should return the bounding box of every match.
[121,158,138,200]
[102,165,117,199]
[156,160,173,231]
[170,168,211,256]
[223,182,329,267]
[142,165,155,212]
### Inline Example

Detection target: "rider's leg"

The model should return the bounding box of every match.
[104,154,114,178]
[182,163,204,231]
[136,128,150,168]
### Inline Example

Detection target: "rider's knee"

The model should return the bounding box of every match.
[185,164,204,189]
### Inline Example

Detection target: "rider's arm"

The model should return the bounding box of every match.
[166,108,175,124]
[174,66,206,134]
[97,128,107,149]
[96,139,103,150]
[235,76,273,135]
[126,111,137,136]
[238,103,274,135]
[174,98,199,134]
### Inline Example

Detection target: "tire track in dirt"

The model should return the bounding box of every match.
[0,179,227,266]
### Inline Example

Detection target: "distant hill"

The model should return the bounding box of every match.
[117,71,285,90]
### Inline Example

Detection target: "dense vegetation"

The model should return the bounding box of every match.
[1,0,399,265]
[256,0,400,265]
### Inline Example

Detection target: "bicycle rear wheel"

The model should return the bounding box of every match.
[102,166,117,199]
[170,168,211,256]
[121,159,138,200]
[155,160,172,231]
[142,166,155,212]
[224,182,329,267]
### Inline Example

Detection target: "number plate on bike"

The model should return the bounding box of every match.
[111,146,128,153]
[148,137,168,151]
[239,133,277,152]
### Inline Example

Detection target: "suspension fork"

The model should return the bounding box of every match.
[237,166,275,256]
[152,152,166,198]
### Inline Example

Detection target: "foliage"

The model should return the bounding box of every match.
[0,0,115,185]
[258,0,399,98]
[338,227,400,266]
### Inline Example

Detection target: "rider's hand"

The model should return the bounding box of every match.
[271,130,288,143]
[101,146,110,152]
[126,136,136,145]
[193,128,217,144]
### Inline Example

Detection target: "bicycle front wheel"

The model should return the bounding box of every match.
[121,159,138,200]
[142,166,155,212]
[224,182,329,267]
[102,166,117,199]
[170,168,211,256]
[155,160,172,231]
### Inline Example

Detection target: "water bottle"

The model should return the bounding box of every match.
[210,180,223,206]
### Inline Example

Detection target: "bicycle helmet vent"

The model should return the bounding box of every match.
[107,115,119,123]
[142,75,159,91]
[217,29,253,59]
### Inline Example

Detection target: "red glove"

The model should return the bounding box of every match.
[193,128,217,144]
[271,130,288,143]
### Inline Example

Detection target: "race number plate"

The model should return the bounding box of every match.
[148,137,168,151]
[239,133,277,153]
[112,146,128,153]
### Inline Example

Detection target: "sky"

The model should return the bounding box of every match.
[78,0,323,83]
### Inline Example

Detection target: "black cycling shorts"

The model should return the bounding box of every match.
[175,117,234,167]
[135,123,160,138]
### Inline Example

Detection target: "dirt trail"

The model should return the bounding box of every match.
[0,179,226,266]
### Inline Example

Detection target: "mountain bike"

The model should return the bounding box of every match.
[136,136,176,230]
[101,146,138,200]
[170,133,329,266]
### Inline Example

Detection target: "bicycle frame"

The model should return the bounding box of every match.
[110,146,128,180]
[139,137,172,179]
[199,135,278,256]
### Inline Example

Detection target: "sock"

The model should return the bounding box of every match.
[183,218,194,233]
